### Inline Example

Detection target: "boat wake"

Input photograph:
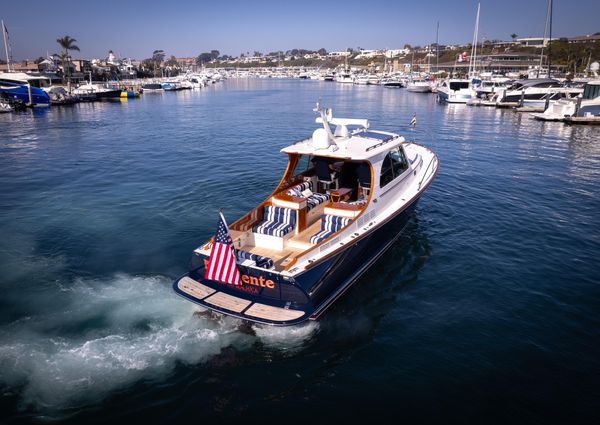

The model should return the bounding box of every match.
[0,273,318,412]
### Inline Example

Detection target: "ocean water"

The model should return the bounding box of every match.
[0,79,598,424]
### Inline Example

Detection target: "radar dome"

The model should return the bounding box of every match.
[312,128,330,150]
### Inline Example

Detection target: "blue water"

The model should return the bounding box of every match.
[0,80,598,424]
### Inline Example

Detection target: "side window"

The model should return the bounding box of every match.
[294,154,313,175]
[380,147,409,189]
[379,154,394,187]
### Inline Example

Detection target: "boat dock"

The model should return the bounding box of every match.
[563,115,600,125]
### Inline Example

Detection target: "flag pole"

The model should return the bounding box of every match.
[2,20,10,72]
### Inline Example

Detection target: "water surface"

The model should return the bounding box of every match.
[0,79,598,424]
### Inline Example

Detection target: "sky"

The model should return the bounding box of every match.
[2,0,599,61]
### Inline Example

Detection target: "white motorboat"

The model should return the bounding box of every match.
[336,70,354,84]
[406,78,432,93]
[354,75,370,85]
[495,79,583,106]
[436,79,474,103]
[532,80,600,121]
[172,104,439,326]
[73,83,121,99]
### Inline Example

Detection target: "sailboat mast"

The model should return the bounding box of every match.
[469,2,480,79]
[538,0,551,77]
[2,20,10,72]
[548,0,553,77]
[468,3,480,78]
[436,21,440,73]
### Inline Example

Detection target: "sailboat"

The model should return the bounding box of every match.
[438,2,479,103]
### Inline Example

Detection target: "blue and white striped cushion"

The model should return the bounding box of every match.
[308,192,329,209]
[310,229,333,244]
[263,206,296,226]
[252,206,296,236]
[321,214,351,232]
[310,214,352,244]
[236,249,274,269]
[286,181,313,197]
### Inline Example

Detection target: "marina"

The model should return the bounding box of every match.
[0,78,598,424]
[1,0,600,423]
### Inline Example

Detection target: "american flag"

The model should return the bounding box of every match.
[204,212,241,285]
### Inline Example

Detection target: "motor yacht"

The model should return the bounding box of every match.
[437,79,474,103]
[532,80,600,121]
[172,104,439,326]
[0,72,51,107]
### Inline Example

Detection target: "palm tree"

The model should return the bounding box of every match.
[56,36,80,86]
[152,50,165,77]
[510,33,518,42]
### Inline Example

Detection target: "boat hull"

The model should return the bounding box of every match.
[173,197,419,326]
[0,84,50,107]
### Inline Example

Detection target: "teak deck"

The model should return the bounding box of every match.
[177,277,305,322]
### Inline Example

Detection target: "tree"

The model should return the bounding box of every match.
[210,50,220,60]
[317,48,327,56]
[165,55,178,67]
[510,33,518,42]
[152,49,165,77]
[196,52,213,65]
[403,44,412,50]
[56,35,80,86]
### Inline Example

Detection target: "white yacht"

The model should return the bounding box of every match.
[73,83,121,99]
[406,78,432,93]
[354,75,370,85]
[532,81,600,121]
[336,70,354,84]
[437,79,474,103]
[172,104,438,326]
[495,79,583,106]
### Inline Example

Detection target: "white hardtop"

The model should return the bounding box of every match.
[0,72,50,83]
[281,104,404,161]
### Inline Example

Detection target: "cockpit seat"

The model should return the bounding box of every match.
[236,249,274,269]
[286,181,329,211]
[309,214,352,244]
[253,206,296,237]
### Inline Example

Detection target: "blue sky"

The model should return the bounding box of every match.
[2,0,599,60]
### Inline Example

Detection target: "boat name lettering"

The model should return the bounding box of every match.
[241,274,276,289]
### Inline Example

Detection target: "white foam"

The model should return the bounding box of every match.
[0,274,319,411]
[253,321,319,353]
[0,274,250,410]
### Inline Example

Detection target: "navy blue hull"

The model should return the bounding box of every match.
[301,201,417,319]
[173,197,419,325]
[0,85,50,106]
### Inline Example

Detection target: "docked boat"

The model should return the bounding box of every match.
[73,83,121,99]
[381,76,405,88]
[495,79,583,106]
[354,75,370,85]
[437,79,475,103]
[532,80,600,121]
[141,83,163,92]
[172,104,439,326]
[406,78,432,93]
[0,92,14,112]
[43,86,79,105]
[0,72,51,107]
[336,70,354,84]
